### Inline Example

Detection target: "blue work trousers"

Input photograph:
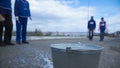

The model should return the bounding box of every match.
[88,29,94,40]
[16,17,28,42]
[100,30,105,41]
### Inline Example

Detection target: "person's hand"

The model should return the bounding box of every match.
[98,28,100,31]
[29,17,32,20]
[16,16,19,21]
[0,14,5,21]
[105,29,109,33]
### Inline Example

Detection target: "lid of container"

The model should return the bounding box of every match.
[51,43,104,51]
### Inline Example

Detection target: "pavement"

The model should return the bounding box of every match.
[0,36,120,68]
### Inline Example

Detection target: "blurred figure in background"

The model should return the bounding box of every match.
[0,0,15,46]
[87,16,96,40]
[14,0,31,44]
[99,17,107,41]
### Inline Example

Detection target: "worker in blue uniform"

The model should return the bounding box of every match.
[14,0,31,44]
[87,16,96,40]
[99,17,107,41]
[0,0,15,46]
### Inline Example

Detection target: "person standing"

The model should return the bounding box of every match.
[87,16,96,40]
[0,0,15,46]
[99,17,107,41]
[14,0,31,44]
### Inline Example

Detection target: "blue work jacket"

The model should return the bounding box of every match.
[100,21,106,31]
[0,0,12,14]
[88,19,96,30]
[14,0,31,17]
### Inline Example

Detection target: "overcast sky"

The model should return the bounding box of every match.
[12,0,120,33]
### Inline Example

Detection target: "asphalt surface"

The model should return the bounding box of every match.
[0,37,120,68]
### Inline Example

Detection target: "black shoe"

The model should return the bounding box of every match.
[16,42,21,45]
[0,42,6,47]
[22,41,29,44]
[5,42,15,46]
[99,40,103,41]
[89,38,93,40]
